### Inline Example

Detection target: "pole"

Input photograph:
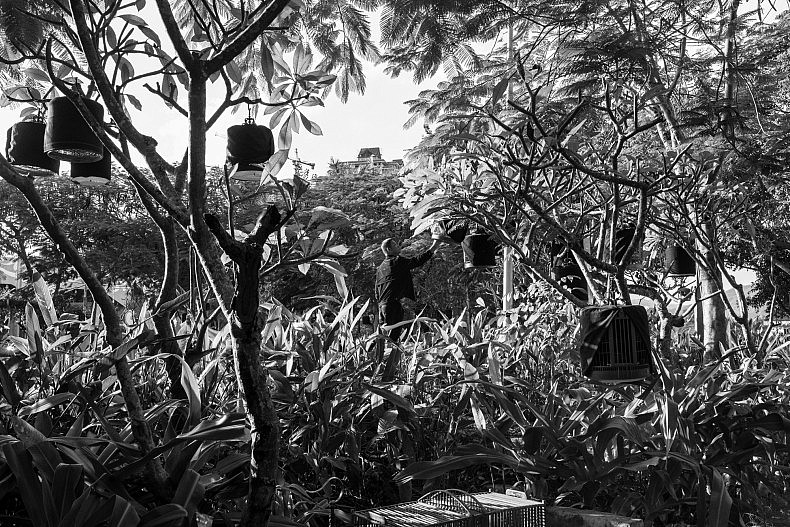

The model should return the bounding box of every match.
[502,22,515,311]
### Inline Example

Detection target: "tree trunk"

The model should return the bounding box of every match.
[698,240,728,360]
[205,208,283,527]
[137,189,185,400]
[632,4,738,360]
[697,0,739,359]
[152,220,186,400]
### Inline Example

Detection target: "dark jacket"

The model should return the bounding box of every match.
[375,250,433,303]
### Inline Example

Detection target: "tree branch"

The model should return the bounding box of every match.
[154,0,196,68]
[204,0,291,75]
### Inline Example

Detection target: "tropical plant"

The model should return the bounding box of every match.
[387,0,790,367]
[392,293,790,525]
[0,0,382,523]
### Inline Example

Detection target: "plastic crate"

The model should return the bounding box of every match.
[353,490,545,527]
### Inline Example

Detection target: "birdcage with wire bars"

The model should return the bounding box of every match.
[353,490,545,527]
[587,308,652,382]
[252,181,286,207]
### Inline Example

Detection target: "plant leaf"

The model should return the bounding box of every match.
[111,496,140,527]
[19,392,77,417]
[139,504,188,527]
[709,467,732,527]
[2,441,49,527]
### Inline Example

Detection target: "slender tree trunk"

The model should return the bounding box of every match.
[630,3,736,359]
[205,208,282,527]
[698,239,728,360]
[134,181,186,399]
[152,218,186,400]
[697,0,739,360]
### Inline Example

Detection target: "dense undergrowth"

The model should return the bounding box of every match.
[0,276,787,526]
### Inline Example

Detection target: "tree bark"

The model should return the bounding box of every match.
[205,208,282,527]
[132,179,186,400]
[152,218,186,400]
[696,0,739,360]
[698,235,729,360]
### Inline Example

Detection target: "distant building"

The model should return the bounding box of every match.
[329,147,403,177]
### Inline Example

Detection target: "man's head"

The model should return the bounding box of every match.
[381,238,400,257]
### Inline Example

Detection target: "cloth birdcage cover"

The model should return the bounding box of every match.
[462,233,498,268]
[44,96,104,162]
[579,305,653,379]
[614,226,636,264]
[70,147,111,186]
[6,122,60,174]
[226,122,274,166]
[666,244,695,277]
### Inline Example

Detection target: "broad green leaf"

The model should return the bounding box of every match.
[138,25,161,47]
[260,42,275,91]
[263,149,289,178]
[140,504,188,526]
[299,112,323,135]
[31,272,56,327]
[709,467,732,527]
[119,14,147,26]
[0,360,21,407]
[25,302,43,362]
[292,43,312,74]
[111,496,140,527]
[22,67,50,83]
[490,75,510,108]
[2,442,49,527]
[126,93,142,111]
[172,469,204,518]
[363,383,416,418]
[180,357,201,425]
[52,464,84,519]
[278,114,294,149]
[19,393,77,417]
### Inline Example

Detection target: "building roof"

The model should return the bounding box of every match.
[357,147,382,159]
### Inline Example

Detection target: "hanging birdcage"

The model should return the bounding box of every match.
[666,244,695,277]
[614,225,644,270]
[226,117,274,181]
[44,96,104,162]
[579,305,653,383]
[70,148,111,186]
[6,120,60,175]
[462,233,498,269]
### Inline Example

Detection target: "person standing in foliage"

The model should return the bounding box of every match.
[375,237,440,342]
